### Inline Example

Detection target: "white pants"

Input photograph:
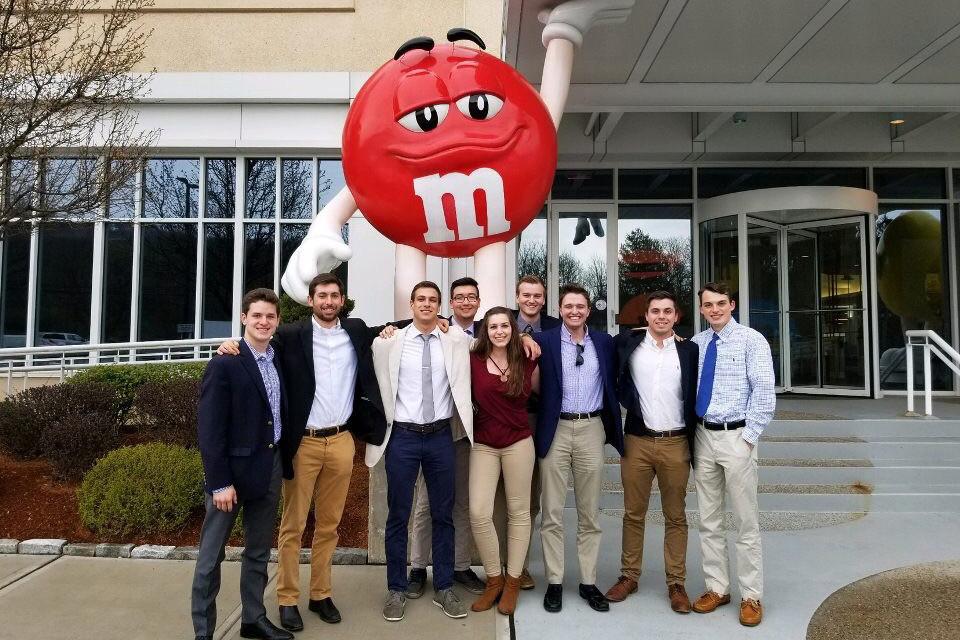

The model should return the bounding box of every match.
[693,426,763,600]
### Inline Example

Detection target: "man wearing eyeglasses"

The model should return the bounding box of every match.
[533,283,623,614]
[407,276,486,597]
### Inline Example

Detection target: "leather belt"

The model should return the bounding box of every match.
[394,418,451,434]
[642,426,687,438]
[305,425,345,438]
[559,410,602,421]
[699,419,746,431]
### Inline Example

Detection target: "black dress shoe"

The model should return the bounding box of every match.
[195,636,213,640]
[279,605,303,632]
[579,584,610,612]
[239,616,294,640]
[543,583,563,613]
[308,597,342,624]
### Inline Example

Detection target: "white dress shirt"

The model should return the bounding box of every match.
[630,332,685,431]
[395,326,453,424]
[306,316,357,429]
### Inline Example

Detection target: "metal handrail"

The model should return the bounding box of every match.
[0,337,229,396]
[905,330,960,417]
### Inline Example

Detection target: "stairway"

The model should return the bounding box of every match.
[570,419,960,529]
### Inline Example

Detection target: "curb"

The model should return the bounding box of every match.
[0,539,367,564]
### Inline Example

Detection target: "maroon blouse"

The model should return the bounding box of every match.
[470,352,535,449]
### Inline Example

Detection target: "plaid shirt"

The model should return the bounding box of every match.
[692,318,775,444]
[560,324,603,414]
[244,339,282,444]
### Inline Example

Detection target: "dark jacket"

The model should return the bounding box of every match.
[197,340,288,499]
[272,317,388,479]
[533,326,624,459]
[615,328,699,464]
[512,309,561,332]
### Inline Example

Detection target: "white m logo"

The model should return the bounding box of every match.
[413,168,509,244]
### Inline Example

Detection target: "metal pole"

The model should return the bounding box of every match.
[906,340,914,414]
[923,343,933,416]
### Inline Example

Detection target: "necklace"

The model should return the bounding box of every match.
[488,356,509,382]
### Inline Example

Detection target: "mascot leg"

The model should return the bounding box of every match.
[474,241,507,314]
[395,244,427,319]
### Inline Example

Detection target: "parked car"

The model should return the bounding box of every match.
[37,332,87,346]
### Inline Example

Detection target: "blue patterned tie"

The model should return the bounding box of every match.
[696,332,720,418]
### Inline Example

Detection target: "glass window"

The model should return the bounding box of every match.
[697,215,740,322]
[617,205,693,335]
[102,223,133,343]
[317,159,346,210]
[618,169,692,199]
[35,223,94,344]
[202,223,234,337]
[139,223,197,340]
[876,206,952,390]
[551,169,613,200]
[144,159,200,218]
[108,160,136,220]
[0,224,31,347]
[697,167,866,199]
[205,159,236,218]
[244,223,275,292]
[873,168,946,199]
[7,159,35,220]
[245,158,276,219]
[281,159,312,219]
[558,209,608,332]
[516,208,547,293]
[953,168,959,198]
[44,158,99,219]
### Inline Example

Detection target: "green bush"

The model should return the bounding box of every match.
[133,379,200,448]
[77,443,204,536]
[68,362,207,417]
[0,383,123,479]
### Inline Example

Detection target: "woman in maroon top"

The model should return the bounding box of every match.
[468,306,540,615]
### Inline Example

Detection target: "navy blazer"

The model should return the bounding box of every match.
[512,309,561,332]
[533,326,624,459]
[615,329,699,465]
[197,340,289,499]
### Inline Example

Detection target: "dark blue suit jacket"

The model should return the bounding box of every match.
[512,309,561,332]
[197,340,289,499]
[533,326,624,459]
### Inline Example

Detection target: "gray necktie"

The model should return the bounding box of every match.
[420,333,435,423]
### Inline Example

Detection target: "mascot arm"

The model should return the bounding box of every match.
[280,186,356,305]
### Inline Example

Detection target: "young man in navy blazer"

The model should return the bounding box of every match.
[605,291,698,614]
[532,283,624,614]
[191,288,292,640]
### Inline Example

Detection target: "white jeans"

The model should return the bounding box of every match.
[693,426,763,600]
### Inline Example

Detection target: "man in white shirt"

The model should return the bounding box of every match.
[605,291,699,613]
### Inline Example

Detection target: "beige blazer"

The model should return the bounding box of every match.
[365,323,473,467]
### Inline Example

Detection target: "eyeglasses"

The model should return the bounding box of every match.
[452,294,479,303]
[575,343,585,366]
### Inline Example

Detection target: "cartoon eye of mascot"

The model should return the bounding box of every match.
[281,1,635,315]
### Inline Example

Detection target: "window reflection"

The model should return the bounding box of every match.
[317,159,346,210]
[516,209,547,293]
[102,223,133,343]
[281,159,312,219]
[558,210,607,332]
[108,161,136,220]
[144,159,200,218]
[244,223,275,292]
[205,159,236,218]
[203,223,234,337]
[7,159,35,220]
[246,159,276,219]
[139,223,197,340]
[36,223,93,344]
[0,224,31,347]
[44,158,99,220]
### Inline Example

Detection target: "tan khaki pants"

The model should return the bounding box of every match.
[469,437,535,578]
[693,426,763,600]
[276,431,355,605]
[539,416,605,585]
[494,413,541,570]
[620,433,690,585]
[410,437,473,570]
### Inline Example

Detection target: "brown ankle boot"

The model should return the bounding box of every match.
[471,574,504,612]
[497,573,522,615]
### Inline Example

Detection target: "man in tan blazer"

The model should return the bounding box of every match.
[367,280,474,623]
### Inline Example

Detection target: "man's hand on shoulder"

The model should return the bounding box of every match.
[217,340,241,356]
[437,318,450,333]
[520,333,541,360]
[379,325,397,340]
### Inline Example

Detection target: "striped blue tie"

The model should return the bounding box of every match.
[696,333,720,418]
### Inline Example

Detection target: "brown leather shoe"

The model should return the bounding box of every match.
[497,574,522,615]
[692,591,731,613]
[518,568,535,591]
[604,576,638,603]
[668,584,691,613]
[740,598,762,626]
[470,574,504,612]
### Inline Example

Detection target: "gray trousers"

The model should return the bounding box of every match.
[191,452,282,637]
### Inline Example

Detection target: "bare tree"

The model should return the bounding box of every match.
[1,0,155,233]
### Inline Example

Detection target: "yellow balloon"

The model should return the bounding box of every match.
[876,210,942,321]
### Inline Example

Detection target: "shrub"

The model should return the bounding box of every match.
[77,443,204,536]
[0,383,123,479]
[68,362,207,417]
[133,379,201,448]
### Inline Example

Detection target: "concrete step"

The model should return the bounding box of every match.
[765,419,960,438]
